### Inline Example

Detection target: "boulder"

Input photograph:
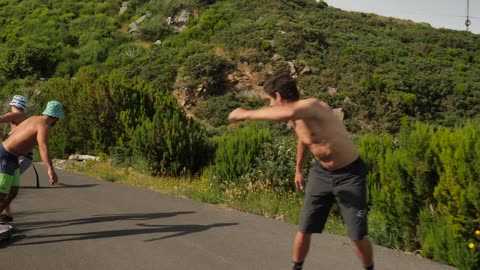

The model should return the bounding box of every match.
[327,86,338,96]
[287,61,296,74]
[136,15,147,25]
[271,54,284,62]
[332,108,345,121]
[68,154,100,161]
[300,65,312,75]
[175,10,191,24]
[119,1,128,15]
[128,22,138,33]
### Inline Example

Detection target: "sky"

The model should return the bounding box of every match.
[324,0,480,34]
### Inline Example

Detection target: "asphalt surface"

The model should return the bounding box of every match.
[0,164,456,270]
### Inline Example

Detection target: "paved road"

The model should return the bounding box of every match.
[0,164,456,270]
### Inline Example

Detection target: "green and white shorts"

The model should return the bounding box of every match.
[0,144,20,194]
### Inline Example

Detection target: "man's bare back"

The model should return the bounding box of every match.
[3,116,51,156]
[291,99,359,170]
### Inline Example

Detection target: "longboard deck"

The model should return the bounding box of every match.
[0,225,13,240]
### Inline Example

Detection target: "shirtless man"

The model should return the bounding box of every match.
[228,72,374,270]
[0,95,33,223]
[0,101,64,219]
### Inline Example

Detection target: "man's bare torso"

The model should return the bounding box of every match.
[3,116,50,156]
[292,99,359,170]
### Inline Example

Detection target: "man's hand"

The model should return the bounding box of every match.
[48,168,58,185]
[228,108,249,122]
[295,171,304,191]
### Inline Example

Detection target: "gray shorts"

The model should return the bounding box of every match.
[299,157,368,240]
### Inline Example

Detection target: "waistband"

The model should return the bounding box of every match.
[0,144,19,161]
[314,157,364,173]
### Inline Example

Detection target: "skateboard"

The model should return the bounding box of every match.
[0,225,13,241]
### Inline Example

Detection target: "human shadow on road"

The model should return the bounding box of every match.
[16,211,196,231]
[14,209,68,219]
[21,183,99,189]
[14,222,238,245]
[137,223,239,241]
[0,234,27,249]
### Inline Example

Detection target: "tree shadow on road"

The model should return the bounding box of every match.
[14,222,238,246]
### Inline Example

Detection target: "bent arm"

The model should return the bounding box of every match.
[0,112,17,124]
[37,126,54,171]
[296,139,309,174]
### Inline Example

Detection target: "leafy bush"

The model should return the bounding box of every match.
[132,91,212,176]
[178,50,230,91]
[211,123,271,184]
[37,67,156,157]
[359,119,480,268]
[419,210,479,270]
[0,41,59,84]
[193,93,263,127]
[243,136,302,192]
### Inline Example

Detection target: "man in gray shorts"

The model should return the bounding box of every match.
[229,72,374,270]
[301,158,368,240]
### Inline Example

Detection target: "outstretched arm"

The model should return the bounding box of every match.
[0,112,17,124]
[0,112,20,140]
[228,99,319,122]
[37,125,58,185]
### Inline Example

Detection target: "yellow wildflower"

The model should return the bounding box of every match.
[468,243,475,249]
[475,230,480,236]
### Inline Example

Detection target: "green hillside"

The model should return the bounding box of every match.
[0,1,479,268]
[1,0,479,134]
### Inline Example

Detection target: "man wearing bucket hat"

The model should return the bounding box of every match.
[0,101,64,221]
[0,95,29,139]
[0,95,33,223]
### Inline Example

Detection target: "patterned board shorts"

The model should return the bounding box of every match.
[0,144,19,194]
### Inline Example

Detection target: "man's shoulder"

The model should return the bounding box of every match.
[19,115,42,125]
[297,98,329,110]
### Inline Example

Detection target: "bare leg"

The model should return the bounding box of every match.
[293,231,311,263]
[0,194,9,214]
[1,186,18,217]
[352,238,374,268]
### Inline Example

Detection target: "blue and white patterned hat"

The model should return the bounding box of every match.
[42,101,64,118]
[9,95,28,110]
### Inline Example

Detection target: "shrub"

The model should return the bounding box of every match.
[132,91,212,176]
[419,210,479,270]
[211,123,271,184]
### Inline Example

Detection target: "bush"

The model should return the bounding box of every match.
[359,119,480,268]
[211,123,271,184]
[178,50,230,91]
[243,136,302,192]
[132,91,212,176]
[37,68,156,157]
[419,210,479,270]
[431,120,480,236]
[0,41,59,83]
[193,93,263,127]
